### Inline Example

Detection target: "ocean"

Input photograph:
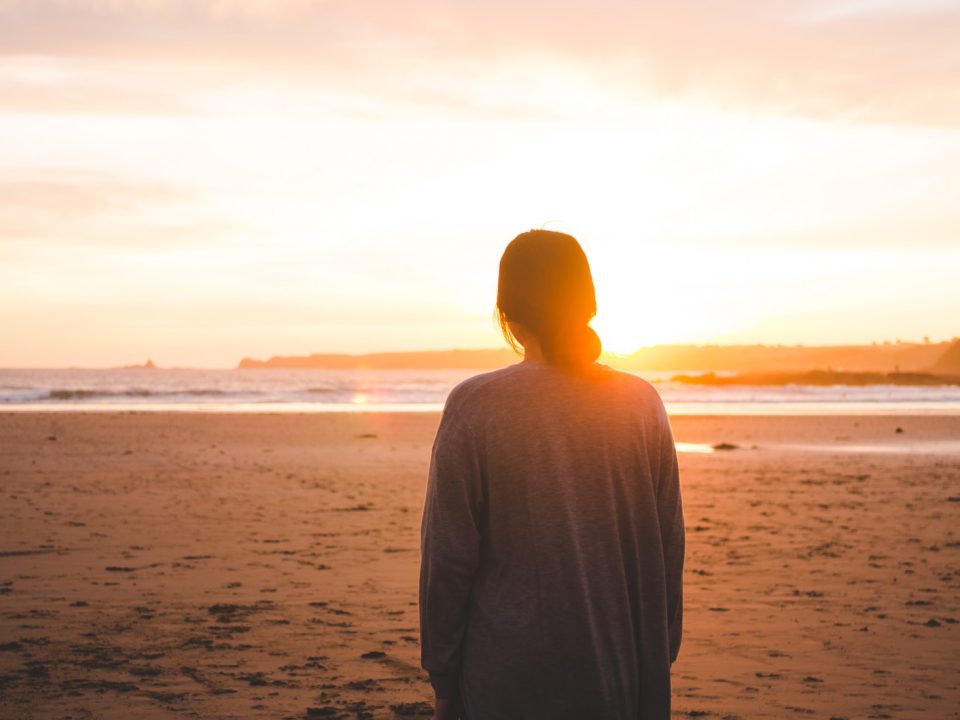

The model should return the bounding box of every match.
[2,367,960,414]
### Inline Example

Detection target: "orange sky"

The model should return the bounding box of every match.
[1,0,959,367]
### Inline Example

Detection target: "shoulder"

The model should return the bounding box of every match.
[444,362,667,423]
[595,364,665,402]
[442,363,529,423]
[591,364,671,429]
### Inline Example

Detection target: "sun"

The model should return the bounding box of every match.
[591,277,680,355]
[592,313,656,355]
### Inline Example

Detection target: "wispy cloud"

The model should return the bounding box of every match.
[0,56,193,115]
[0,170,218,248]
[796,0,960,23]
[0,0,957,124]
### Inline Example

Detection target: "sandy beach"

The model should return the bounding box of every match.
[1,411,958,719]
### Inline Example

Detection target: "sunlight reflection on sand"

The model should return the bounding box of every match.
[674,442,716,454]
[774,441,960,455]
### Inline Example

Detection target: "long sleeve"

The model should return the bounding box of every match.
[419,409,484,698]
[656,404,684,664]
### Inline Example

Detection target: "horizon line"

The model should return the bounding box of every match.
[2,336,957,371]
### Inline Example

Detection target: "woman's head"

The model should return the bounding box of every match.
[496,230,602,369]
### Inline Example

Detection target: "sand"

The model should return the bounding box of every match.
[0,411,958,719]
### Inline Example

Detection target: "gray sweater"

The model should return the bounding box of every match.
[420,361,684,720]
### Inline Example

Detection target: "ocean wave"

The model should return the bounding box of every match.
[45,388,229,401]
[48,389,146,400]
[2,368,959,410]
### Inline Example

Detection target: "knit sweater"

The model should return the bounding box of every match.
[420,360,684,720]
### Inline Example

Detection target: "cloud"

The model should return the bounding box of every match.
[0,56,191,115]
[0,0,957,124]
[795,0,960,23]
[1,170,180,212]
[0,170,215,246]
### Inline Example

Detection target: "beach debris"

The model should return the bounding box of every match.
[895,426,904,433]
[360,650,386,659]
[712,442,739,451]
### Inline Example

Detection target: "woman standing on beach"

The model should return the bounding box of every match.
[419,230,684,720]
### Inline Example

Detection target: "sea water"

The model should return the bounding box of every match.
[2,368,960,414]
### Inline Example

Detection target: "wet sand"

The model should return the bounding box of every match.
[1,412,958,719]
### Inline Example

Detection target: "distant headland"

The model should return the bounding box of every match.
[238,339,960,376]
[118,359,157,370]
[238,349,514,370]
[671,369,960,387]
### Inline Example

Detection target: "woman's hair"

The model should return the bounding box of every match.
[496,229,602,369]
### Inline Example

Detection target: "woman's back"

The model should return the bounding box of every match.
[420,360,684,720]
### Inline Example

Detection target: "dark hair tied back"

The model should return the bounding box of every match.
[496,230,603,370]
[539,320,602,368]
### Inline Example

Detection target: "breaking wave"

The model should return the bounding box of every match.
[44,388,228,401]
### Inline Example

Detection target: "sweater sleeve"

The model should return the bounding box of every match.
[656,402,685,664]
[419,408,484,698]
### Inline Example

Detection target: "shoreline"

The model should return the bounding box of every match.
[5,409,960,457]
[4,402,960,415]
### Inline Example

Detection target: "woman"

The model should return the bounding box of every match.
[420,230,684,720]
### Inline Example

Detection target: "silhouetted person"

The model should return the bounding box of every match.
[420,230,684,719]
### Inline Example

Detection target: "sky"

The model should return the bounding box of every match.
[1,0,959,367]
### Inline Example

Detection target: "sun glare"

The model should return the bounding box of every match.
[591,306,682,355]
[589,241,685,354]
